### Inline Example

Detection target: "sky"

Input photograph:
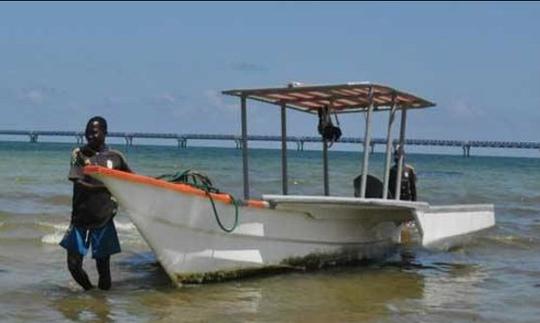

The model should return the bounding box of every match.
[1,1,539,146]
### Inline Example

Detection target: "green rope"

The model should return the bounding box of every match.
[205,189,239,233]
[156,170,239,233]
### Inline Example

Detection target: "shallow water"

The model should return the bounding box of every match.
[1,141,539,322]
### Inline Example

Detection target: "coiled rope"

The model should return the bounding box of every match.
[156,170,239,233]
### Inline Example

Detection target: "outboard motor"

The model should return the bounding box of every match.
[353,174,391,198]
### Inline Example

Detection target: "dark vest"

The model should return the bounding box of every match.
[69,145,129,229]
[389,164,417,201]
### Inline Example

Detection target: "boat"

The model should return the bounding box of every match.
[85,82,495,285]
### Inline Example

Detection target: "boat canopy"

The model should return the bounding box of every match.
[221,81,436,201]
[222,82,435,114]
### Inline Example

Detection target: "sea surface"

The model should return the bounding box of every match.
[1,141,539,322]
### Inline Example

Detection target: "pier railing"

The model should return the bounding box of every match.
[0,130,539,157]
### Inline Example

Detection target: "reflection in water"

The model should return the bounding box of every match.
[45,249,492,322]
[128,259,428,322]
[1,242,505,322]
[53,292,113,322]
[0,223,509,322]
[137,285,264,322]
[382,248,491,322]
[421,262,487,309]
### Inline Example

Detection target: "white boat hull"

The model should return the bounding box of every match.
[86,167,495,285]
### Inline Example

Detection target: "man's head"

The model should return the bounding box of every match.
[85,116,108,150]
[394,144,403,163]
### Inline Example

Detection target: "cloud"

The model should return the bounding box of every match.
[230,62,268,73]
[446,100,485,118]
[145,92,185,106]
[16,86,64,105]
[204,89,238,113]
[104,96,136,105]
[105,92,185,107]
[103,92,185,108]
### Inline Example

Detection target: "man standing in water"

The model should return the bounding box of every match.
[60,116,131,290]
[389,145,417,201]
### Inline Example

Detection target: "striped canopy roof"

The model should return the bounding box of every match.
[222,82,435,114]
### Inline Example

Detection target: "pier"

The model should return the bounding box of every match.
[0,130,539,157]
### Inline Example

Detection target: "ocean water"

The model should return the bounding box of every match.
[1,141,539,322]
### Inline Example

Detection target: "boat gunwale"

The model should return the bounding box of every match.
[262,194,431,210]
[83,165,269,208]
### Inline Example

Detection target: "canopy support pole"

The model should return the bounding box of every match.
[241,95,250,200]
[323,139,329,196]
[360,87,374,198]
[382,94,397,199]
[395,108,408,200]
[281,104,288,195]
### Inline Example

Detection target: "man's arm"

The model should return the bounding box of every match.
[72,178,108,190]
[388,165,397,199]
[68,148,108,190]
[410,167,417,201]
[113,150,132,173]
[121,158,133,173]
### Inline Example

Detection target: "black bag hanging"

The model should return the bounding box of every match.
[317,106,342,146]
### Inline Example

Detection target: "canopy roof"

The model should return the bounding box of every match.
[222,82,436,114]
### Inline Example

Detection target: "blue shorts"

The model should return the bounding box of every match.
[59,220,121,258]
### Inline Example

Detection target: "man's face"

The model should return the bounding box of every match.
[85,121,106,149]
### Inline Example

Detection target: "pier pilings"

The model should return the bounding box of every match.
[462,143,471,157]
[235,139,243,149]
[177,138,187,149]
[124,135,133,147]
[29,133,38,143]
[1,130,539,156]
[296,140,304,151]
